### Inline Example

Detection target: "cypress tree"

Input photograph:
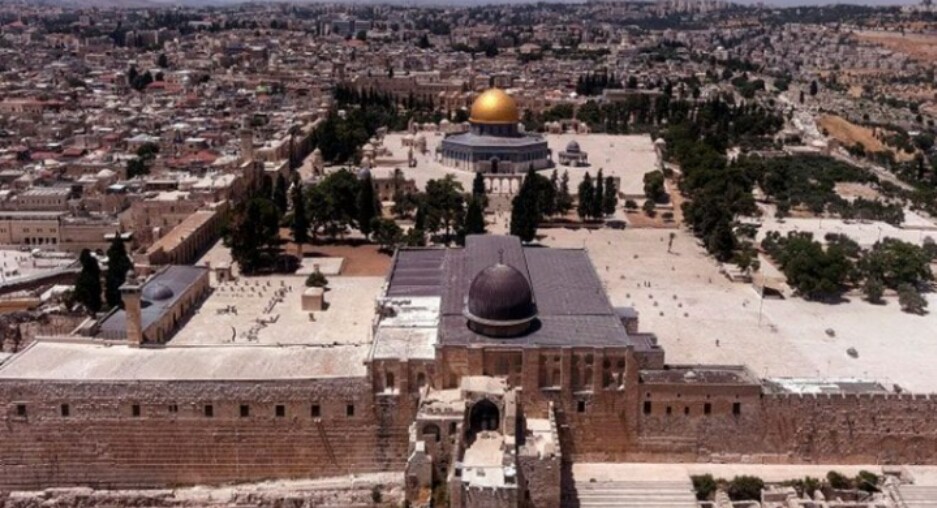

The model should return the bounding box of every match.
[105,233,132,309]
[357,174,379,239]
[602,176,618,216]
[557,170,574,215]
[273,173,288,214]
[465,197,486,236]
[510,169,541,242]
[577,173,595,221]
[74,249,102,314]
[593,169,605,218]
[290,177,309,253]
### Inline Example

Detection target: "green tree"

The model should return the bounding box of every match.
[577,172,595,221]
[643,170,667,203]
[104,234,132,309]
[229,197,282,274]
[471,171,488,208]
[290,177,309,251]
[691,475,717,501]
[826,471,853,490]
[357,174,380,239]
[592,169,605,218]
[727,476,764,501]
[464,197,486,236]
[859,238,933,290]
[898,283,928,314]
[556,170,574,215]
[272,173,288,214]
[863,277,884,304]
[602,176,618,216]
[371,217,403,252]
[510,172,539,242]
[424,175,465,245]
[74,249,102,314]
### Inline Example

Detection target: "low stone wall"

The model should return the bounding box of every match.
[0,379,410,490]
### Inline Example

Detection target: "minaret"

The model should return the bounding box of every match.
[120,270,144,347]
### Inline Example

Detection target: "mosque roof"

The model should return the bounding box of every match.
[386,235,635,348]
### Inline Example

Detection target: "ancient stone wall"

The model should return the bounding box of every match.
[634,392,937,464]
[0,378,410,490]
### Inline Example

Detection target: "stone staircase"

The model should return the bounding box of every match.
[566,479,698,508]
[897,485,937,507]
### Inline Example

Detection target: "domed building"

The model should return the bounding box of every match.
[438,88,552,173]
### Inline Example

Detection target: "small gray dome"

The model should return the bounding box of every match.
[466,264,536,323]
[357,167,372,180]
[565,140,581,153]
[143,282,174,301]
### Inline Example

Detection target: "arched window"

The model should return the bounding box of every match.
[385,371,395,392]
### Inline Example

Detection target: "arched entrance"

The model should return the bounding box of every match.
[468,399,500,436]
[489,157,500,174]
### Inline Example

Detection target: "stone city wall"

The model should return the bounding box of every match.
[633,392,937,464]
[0,378,410,490]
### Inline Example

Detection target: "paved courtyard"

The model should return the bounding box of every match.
[376,132,659,196]
[543,227,937,392]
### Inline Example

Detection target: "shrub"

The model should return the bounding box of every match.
[855,470,880,493]
[642,199,657,217]
[305,271,328,288]
[863,277,884,304]
[827,470,853,490]
[897,283,928,315]
[691,474,718,501]
[624,199,638,210]
[727,475,764,501]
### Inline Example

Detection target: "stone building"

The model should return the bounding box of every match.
[0,234,936,506]
[438,89,552,174]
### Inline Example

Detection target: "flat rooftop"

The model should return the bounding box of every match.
[170,275,383,346]
[763,377,889,394]
[0,341,368,381]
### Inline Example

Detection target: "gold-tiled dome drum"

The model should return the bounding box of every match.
[469,88,520,124]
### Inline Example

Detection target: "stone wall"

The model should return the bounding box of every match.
[0,378,410,490]
[634,392,937,464]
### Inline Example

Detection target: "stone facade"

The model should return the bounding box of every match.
[0,379,409,490]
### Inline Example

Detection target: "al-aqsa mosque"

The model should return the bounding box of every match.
[438,88,552,173]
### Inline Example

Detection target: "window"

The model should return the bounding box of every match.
[683,406,689,416]
[204,404,214,417]
[240,404,250,417]
[16,404,26,417]
[275,405,285,418]
[665,406,672,416]
[60,404,70,417]
[643,401,652,415]
[311,404,321,418]
[346,404,355,417]
[132,404,141,417]
[168,404,178,414]
[704,403,712,415]
[732,402,741,416]
[577,400,586,413]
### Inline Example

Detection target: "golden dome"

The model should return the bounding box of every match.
[469,88,520,125]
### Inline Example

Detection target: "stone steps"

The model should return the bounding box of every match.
[899,485,937,507]
[568,479,697,508]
